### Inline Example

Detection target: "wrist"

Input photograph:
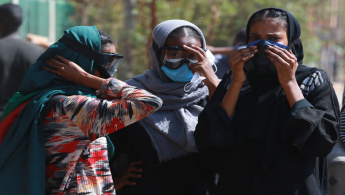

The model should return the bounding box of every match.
[204,74,219,87]
[280,79,298,89]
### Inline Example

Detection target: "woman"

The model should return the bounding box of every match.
[194,8,340,195]
[108,20,219,195]
[0,26,162,195]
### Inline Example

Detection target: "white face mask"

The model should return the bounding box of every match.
[184,50,217,92]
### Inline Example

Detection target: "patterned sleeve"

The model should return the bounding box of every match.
[62,78,162,141]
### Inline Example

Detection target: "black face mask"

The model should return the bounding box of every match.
[244,39,300,76]
[244,40,281,75]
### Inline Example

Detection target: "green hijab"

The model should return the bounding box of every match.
[0,26,105,195]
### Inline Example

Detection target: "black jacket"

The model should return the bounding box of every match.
[108,98,217,195]
[194,70,340,195]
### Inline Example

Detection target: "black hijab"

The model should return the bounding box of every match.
[233,8,317,170]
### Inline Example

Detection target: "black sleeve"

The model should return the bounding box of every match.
[194,71,235,172]
[281,70,340,157]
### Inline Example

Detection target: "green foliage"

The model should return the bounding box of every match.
[69,0,334,80]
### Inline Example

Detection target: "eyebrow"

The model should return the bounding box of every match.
[250,32,281,36]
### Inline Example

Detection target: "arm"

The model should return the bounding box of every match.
[265,45,340,157]
[281,71,340,157]
[194,72,235,173]
[63,77,162,141]
[43,55,163,141]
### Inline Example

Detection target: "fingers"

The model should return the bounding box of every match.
[191,45,207,58]
[124,180,136,186]
[265,45,297,67]
[55,55,71,64]
[231,46,257,60]
[183,45,205,61]
[127,166,143,173]
[45,59,64,70]
[267,55,281,69]
[265,47,289,68]
[42,66,58,74]
[124,172,142,179]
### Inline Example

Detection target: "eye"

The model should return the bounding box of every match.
[269,37,281,42]
[250,36,259,40]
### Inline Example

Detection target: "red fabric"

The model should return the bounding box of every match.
[0,100,30,145]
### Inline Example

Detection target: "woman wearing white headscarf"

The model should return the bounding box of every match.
[109,20,219,195]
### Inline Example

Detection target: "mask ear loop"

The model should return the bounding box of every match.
[184,72,206,92]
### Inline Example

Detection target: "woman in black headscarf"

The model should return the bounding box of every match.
[194,8,340,195]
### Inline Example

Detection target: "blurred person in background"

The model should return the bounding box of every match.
[0,26,162,195]
[206,29,246,79]
[109,20,219,195]
[0,3,44,121]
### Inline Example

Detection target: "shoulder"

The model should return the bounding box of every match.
[2,38,43,53]
[300,69,330,97]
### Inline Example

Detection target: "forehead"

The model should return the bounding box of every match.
[165,36,202,47]
[250,19,287,35]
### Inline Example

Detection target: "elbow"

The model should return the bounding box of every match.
[298,138,337,157]
[152,97,163,112]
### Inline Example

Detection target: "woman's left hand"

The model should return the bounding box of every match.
[265,45,298,86]
[265,45,304,108]
[43,55,105,89]
[43,55,89,84]
[183,45,219,96]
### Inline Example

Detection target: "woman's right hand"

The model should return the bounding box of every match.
[228,45,258,83]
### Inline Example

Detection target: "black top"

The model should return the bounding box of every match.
[194,70,340,195]
[0,37,43,118]
[108,99,217,195]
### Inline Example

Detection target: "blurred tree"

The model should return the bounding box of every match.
[67,0,338,80]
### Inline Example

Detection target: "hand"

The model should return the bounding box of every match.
[265,45,298,86]
[113,161,143,190]
[182,45,219,87]
[265,45,304,108]
[43,55,105,89]
[43,55,89,84]
[228,46,258,84]
[183,45,220,98]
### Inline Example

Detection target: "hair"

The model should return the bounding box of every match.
[250,9,288,30]
[0,3,23,35]
[233,28,247,44]
[167,26,203,45]
[98,30,114,50]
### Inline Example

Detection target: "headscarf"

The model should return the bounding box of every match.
[126,20,209,162]
[232,8,318,170]
[0,26,101,195]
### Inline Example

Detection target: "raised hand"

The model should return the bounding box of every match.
[228,45,258,84]
[43,55,105,89]
[265,45,298,86]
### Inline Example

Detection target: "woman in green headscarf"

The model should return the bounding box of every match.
[0,26,162,195]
